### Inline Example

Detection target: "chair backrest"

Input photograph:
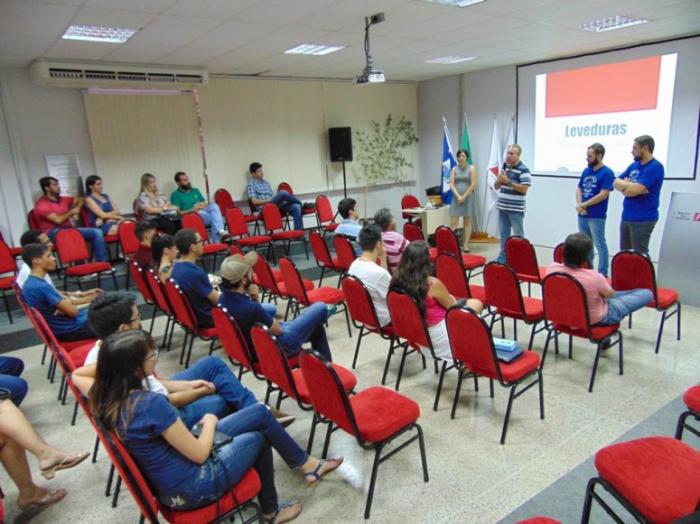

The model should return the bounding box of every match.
[214,188,234,213]
[341,275,382,330]
[553,242,564,263]
[277,182,293,194]
[79,205,91,228]
[247,198,259,214]
[164,279,198,332]
[132,199,144,222]
[309,231,334,268]
[130,262,155,305]
[278,257,309,305]
[55,228,90,264]
[300,350,360,438]
[483,262,526,318]
[144,269,173,316]
[435,226,460,256]
[251,325,299,400]
[435,253,469,299]
[118,220,139,257]
[0,238,16,275]
[181,212,209,242]
[401,194,420,219]
[542,272,592,335]
[212,306,257,370]
[611,250,657,298]
[27,210,39,229]
[333,235,356,271]
[315,195,335,224]
[28,307,78,373]
[253,256,281,295]
[446,306,501,380]
[261,203,284,232]
[387,289,430,348]
[402,222,424,243]
[505,236,541,280]
[225,207,250,237]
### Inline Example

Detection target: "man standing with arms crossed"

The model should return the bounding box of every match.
[495,144,532,263]
[576,143,615,276]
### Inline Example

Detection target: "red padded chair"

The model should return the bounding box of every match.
[164,279,218,368]
[342,275,397,380]
[213,188,234,214]
[401,194,421,226]
[387,289,452,410]
[100,419,263,524]
[27,209,39,229]
[212,306,270,383]
[277,182,317,224]
[675,384,700,441]
[279,257,351,337]
[333,234,356,278]
[0,239,16,323]
[262,203,307,261]
[252,325,357,452]
[118,219,139,288]
[252,256,313,319]
[505,236,547,295]
[581,436,700,524]
[434,226,486,276]
[517,518,561,524]
[435,253,487,304]
[483,262,546,350]
[315,195,338,235]
[553,242,564,263]
[55,228,117,291]
[542,272,623,392]
[403,222,437,261]
[0,231,21,259]
[611,250,681,354]
[181,212,228,271]
[300,349,428,519]
[129,262,157,334]
[446,306,544,444]
[144,269,176,352]
[309,231,341,287]
[224,207,271,254]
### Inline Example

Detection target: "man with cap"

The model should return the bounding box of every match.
[218,253,334,362]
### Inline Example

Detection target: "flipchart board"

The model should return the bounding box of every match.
[658,191,700,307]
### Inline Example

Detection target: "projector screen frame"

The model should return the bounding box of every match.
[515,33,700,181]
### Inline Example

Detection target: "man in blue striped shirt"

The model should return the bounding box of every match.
[495,144,532,263]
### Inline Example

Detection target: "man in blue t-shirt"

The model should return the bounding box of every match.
[218,252,333,362]
[576,143,615,276]
[495,144,532,263]
[613,135,665,256]
[171,229,218,328]
[21,242,96,341]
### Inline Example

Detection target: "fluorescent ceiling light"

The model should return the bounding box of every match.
[284,44,344,56]
[422,0,486,7]
[62,24,138,43]
[577,15,650,32]
[426,55,476,64]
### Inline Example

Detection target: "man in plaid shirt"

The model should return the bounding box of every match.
[246,162,303,230]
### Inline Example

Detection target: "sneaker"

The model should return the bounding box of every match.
[326,305,338,317]
[218,231,234,244]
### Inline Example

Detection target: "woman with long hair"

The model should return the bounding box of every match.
[84,175,124,235]
[136,174,180,235]
[389,241,483,361]
[151,234,178,283]
[448,149,477,252]
[83,330,341,523]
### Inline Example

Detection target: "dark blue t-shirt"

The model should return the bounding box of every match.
[22,275,88,336]
[619,158,664,222]
[171,261,214,327]
[578,165,615,219]
[218,290,273,350]
[119,391,201,502]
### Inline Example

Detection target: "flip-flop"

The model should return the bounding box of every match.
[303,457,344,487]
[40,451,90,480]
[18,488,67,513]
[263,500,302,524]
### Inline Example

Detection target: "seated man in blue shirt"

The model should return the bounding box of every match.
[246,162,304,230]
[170,229,218,328]
[334,198,362,240]
[218,252,333,362]
[21,242,97,342]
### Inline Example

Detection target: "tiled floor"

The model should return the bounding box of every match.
[0,242,697,523]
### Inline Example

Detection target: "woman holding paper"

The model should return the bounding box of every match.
[449,149,477,252]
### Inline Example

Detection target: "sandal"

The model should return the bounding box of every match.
[303,457,344,487]
[264,500,302,524]
[40,451,90,480]
[18,488,67,513]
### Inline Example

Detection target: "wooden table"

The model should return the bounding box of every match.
[401,205,451,238]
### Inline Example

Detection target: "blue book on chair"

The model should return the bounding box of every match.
[492,338,523,362]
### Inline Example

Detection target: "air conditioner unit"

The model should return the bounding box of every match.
[29,59,209,88]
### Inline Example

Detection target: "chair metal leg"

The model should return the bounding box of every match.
[581,477,596,524]
[148,304,156,335]
[433,361,448,411]
[588,343,604,393]
[321,422,334,459]
[318,267,326,287]
[351,325,364,368]
[92,434,100,463]
[568,335,573,359]
[184,334,195,368]
[513,318,517,340]
[306,413,320,454]
[618,332,624,376]
[71,400,79,426]
[489,378,494,398]
[111,475,121,507]
[538,370,545,419]
[381,340,395,386]
[105,463,114,496]
[527,322,537,350]
[343,305,352,338]
[364,446,383,520]
[500,384,517,444]
[395,344,410,391]
[450,370,465,419]
[540,329,553,370]
[179,331,189,365]
[41,344,48,366]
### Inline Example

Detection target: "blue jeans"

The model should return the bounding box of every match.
[496,210,524,263]
[598,289,654,325]
[198,203,226,242]
[0,356,27,406]
[165,404,307,512]
[171,356,258,429]
[271,191,303,230]
[578,217,609,276]
[279,302,332,361]
[49,227,108,261]
[261,302,277,317]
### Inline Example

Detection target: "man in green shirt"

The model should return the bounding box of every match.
[170,171,229,242]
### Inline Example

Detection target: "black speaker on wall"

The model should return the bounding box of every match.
[328,127,353,162]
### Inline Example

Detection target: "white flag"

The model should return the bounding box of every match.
[483,119,501,237]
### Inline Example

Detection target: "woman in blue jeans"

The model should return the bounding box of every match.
[84,330,342,524]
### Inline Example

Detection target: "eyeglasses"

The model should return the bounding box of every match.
[130,314,141,323]
[146,349,160,361]
[194,238,204,245]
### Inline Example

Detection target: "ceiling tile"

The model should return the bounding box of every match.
[71,7,159,29]
[83,0,178,14]
[127,15,223,46]
[166,0,257,19]
[234,0,343,26]
[234,27,340,54]
[0,0,78,38]
[44,39,118,60]
[154,46,232,66]
[0,35,57,57]
[186,19,279,50]
[102,43,181,63]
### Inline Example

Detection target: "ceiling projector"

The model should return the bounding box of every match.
[355,66,385,85]
[355,12,386,85]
